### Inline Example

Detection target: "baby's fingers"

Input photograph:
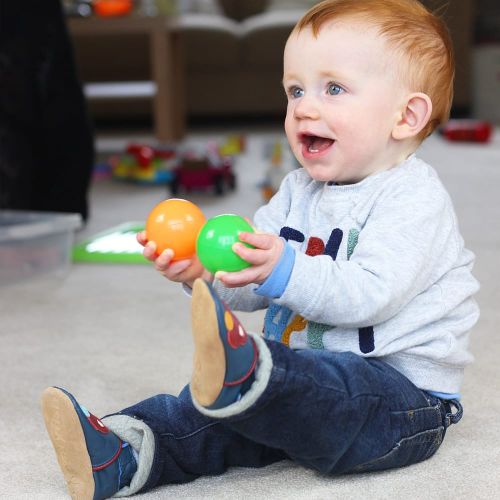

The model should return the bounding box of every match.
[163,259,191,277]
[238,231,276,250]
[154,249,175,271]
[216,267,259,287]
[232,242,266,266]
[142,241,157,261]
[136,230,148,247]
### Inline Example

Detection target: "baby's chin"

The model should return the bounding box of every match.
[302,165,341,183]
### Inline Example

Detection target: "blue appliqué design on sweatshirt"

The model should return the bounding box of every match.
[264,303,294,341]
[325,228,343,260]
[264,225,375,354]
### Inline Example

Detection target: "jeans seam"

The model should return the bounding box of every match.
[288,370,388,401]
[437,400,445,428]
[390,403,440,416]
[352,426,444,472]
[422,426,445,461]
[159,421,220,440]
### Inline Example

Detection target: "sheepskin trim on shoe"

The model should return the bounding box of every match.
[190,332,273,418]
[103,415,154,497]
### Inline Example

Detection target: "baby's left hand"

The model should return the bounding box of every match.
[216,231,284,287]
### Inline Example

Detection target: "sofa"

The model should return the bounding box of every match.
[68,0,475,124]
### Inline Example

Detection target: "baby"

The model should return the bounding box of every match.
[42,1,479,498]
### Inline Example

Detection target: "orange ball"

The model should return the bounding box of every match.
[145,199,205,260]
[93,0,133,17]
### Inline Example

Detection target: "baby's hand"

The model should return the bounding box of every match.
[216,231,284,288]
[136,231,207,286]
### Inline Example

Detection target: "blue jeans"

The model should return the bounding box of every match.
[116,339,461,492]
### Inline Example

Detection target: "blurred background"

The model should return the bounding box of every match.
[1,0,499,225]
[67,0,500,130]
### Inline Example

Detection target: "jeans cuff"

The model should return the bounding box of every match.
[103,414,155,496]
[190,332,273,418]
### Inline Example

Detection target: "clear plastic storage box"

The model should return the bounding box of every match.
[0,210,82,285]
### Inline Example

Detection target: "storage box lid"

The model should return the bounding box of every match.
[0,210,82,242]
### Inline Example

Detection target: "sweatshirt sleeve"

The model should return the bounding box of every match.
[212,280,269,312]
[274,176,462,327]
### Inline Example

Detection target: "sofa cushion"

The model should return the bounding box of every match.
[176,0,223,15]
[265,0,317,10]
[218,0,268,21]
[240,9,305,67]
[173,14,240,69]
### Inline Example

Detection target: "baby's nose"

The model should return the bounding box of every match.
[293,95,320,120]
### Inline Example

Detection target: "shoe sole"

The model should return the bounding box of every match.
[191,279,226,407]
[41,387,94,500]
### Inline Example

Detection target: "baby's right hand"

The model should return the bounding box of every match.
[136,231,206,286]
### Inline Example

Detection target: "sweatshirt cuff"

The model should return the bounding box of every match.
[255,240,295,298]
[182,282,193,296]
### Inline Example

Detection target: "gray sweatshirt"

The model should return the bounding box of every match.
[214,155,479,394]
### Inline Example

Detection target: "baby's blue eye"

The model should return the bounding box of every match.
[290,86,304,98]
[327,83,343,96]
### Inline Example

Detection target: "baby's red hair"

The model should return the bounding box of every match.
[294,0,454,140]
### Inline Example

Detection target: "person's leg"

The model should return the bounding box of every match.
[110,385,287,492]
[213,342,453,474]
[0,0,93,221]
[42,384,287,499]
[42,278,454,498]
[189,279,453,475]
[31,0,94,221]
[41,387,138,500]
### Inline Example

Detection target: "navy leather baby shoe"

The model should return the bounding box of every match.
[41,387,136,500]
[191,279,258,410]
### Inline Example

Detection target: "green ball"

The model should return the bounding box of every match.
[196,214,255,273]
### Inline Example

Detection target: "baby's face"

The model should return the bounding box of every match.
[283,20,409,184]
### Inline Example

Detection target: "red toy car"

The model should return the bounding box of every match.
[169,152,236,196]
[440,120,493,143]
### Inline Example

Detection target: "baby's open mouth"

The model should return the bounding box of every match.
[301,134,334,154]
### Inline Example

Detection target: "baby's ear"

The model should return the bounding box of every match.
[392,93,432,140]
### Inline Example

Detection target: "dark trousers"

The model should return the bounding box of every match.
[117,339,459,492]
[0,0,94,221]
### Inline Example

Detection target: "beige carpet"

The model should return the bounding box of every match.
[1,127,499,499]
